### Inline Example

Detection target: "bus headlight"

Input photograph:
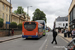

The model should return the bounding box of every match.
[36,32,38,36]
[22,32,24,35]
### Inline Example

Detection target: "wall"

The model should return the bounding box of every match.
[68,0,75,30]
[12,16,19,25]
[0,2,2,17]
[69,0,75,14]
[0,30,22,37]
[1,2,10,23]
[68,15,70,30]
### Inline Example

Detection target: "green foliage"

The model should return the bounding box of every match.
[14,10,17,14]
[26,14,29,16]
[18,23,22,29]
[0,18,4,28]
[31,20,33,21]
[9,22,17,28]
[32,8,47,22]
[14,6,26,14]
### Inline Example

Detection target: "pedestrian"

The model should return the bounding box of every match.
[72,28,75,39]
[67,30,70,38]
[51,29,57,44]
[70,29,72,37]
[64,29,68,37]
[11,29,14,36]
[63,29,65,33]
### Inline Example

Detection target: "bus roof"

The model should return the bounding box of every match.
[23,21,36,23]
[35,20,45,23]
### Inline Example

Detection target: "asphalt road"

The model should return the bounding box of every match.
[0,32,68,50]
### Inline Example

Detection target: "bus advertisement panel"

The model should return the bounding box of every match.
[22,21,43,38]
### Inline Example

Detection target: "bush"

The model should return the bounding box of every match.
[0,18,4,28]
[18,23,22,29]
[9,22,17,28]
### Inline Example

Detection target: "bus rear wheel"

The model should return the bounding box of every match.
[43,34,46,36]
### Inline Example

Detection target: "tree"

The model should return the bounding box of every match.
[18,23,22,29]
[32,8,47,22]
[31,20,33,21]
[14,6,26,14]
[9,22,17,28]
[14,10,17,14]
[0,18,3,28]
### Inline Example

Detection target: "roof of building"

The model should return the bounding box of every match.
[56,16,68,21]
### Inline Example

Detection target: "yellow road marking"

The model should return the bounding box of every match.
[45,46,47,48]
[46,45,48,47]
[47,43,48,45]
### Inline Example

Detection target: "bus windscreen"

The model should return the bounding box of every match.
[24,22,36,31]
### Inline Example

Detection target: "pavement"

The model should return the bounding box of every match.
[58,33,72,42]
[0,35,22,43]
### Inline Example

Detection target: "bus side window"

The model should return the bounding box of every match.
[43,26,44,28]
[38,28,43,32]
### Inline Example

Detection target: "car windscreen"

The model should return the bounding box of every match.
[24,22,36,31]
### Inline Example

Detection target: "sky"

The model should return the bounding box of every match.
[7,0,72,29]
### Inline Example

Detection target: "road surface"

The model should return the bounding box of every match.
[0,32,68,50]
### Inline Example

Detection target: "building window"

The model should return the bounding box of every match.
[70,10,73,25]
[63,23,64,26]
[66,23,68,26]
[9,8,10,13]
[3,4,4,10]
[6,6,8,11]
[58,23,61,25]
[73,7,75,19]
[3,13,4,19]
[65,19,68,21]
[6,14,8,21]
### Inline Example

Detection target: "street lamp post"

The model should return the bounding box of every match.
[8,0,11,36]
[27,6,32,21]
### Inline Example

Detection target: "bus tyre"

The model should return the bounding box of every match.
[38,36,41,38]
[42,34,43,37]
[26,38,29,39]
[43,34,46,36]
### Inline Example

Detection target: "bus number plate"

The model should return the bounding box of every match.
[28,36,32,38]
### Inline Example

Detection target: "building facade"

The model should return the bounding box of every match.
[0,0,12,29]
[54,16,68,29]
[25,15,30,21]
[68,0,75,30]
[0,0,30,29]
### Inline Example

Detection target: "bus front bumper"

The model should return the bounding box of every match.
[22,35,39,38]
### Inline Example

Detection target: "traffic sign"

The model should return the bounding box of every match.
[6,22,10,24]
